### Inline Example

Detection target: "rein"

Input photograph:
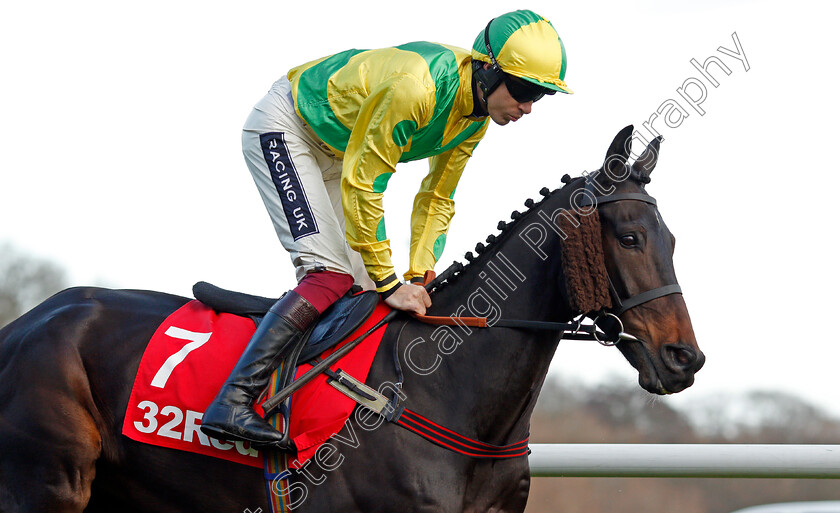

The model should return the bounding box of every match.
[414,310,635,345]
[412,282,634,346]
[414,186,682,345]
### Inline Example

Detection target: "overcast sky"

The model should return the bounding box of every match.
[3,0,839,418]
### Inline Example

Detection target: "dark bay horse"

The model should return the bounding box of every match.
[0,126,704,513]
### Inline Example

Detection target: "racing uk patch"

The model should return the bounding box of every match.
[260,132,319,240]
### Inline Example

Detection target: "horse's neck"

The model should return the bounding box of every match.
[411,212,572,443]
[432,195,574,324]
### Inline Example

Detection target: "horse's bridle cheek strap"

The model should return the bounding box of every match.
[610,284,682,316]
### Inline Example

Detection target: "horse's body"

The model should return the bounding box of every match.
[0,127,703,513]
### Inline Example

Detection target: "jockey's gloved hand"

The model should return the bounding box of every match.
[383,283,431,315]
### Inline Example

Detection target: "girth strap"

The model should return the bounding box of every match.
[394,409,530,459]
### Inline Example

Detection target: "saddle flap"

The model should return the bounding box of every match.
[300,291,379,362]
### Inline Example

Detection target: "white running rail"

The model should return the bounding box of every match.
[528,444,840,478]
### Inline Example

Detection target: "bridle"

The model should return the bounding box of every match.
[415,179,683,346]
[578,181,682,344]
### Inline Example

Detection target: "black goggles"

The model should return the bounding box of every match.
[504,74,554,103]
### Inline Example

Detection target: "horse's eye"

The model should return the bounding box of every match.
[620,234,638,248]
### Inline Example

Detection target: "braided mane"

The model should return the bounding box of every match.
[429,173,612,315]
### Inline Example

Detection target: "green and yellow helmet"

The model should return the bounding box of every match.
[471,9,572,98]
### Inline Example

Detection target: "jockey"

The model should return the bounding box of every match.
[201,9,573,449]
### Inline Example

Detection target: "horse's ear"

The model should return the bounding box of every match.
[603,125,634,178]
[632,136,662,180]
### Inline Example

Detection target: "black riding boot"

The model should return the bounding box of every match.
[201,290,318,449]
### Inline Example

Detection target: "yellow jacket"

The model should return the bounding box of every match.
[288,42,489,294]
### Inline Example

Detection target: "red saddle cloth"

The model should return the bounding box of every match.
[121,299,390,468]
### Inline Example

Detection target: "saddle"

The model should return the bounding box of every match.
[192,281,379,363]
[192,281,380,445]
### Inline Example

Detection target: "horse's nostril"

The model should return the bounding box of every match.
[662,345,697,372]
[675,348,692,365]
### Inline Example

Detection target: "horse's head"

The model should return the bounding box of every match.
[588,125,705,394]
